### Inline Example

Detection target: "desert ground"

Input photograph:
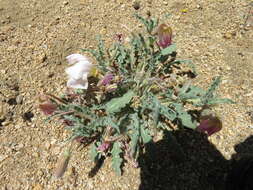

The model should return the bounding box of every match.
[0,0,253,189]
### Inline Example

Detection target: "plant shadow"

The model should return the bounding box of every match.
[139,129,229,190]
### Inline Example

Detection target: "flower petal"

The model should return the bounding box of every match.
[65,61,92,80]
[67,76,88,89]
[66,54,89,65]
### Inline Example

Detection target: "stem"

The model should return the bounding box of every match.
[45,93,67,104]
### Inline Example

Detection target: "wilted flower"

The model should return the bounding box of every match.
[114,33,124,43]
[197,115,222,136]
[65,54,93,89]
[53,148,71,178]
[157,24,172,48]
[39,103,57,115]
[38,94,57,115]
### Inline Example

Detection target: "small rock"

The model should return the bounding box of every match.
[47,72,54,78]
[39,54,47,63]
[22,111,34,122]
[45,142,51,150]
[32,152,39,158]
[0,155,8,162]
[63,1,69,6]
[224,32,232,39]
[0,69,6,74]
[16,95,23,104]
[7,97,17,105]
[133,1,140,10]
[2,121,10,126]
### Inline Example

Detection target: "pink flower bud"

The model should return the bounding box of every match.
[97,142,110,152]
[99,73,114,86]
[157,24,172,49]
[197,116,222,136]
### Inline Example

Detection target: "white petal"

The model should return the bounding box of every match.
[65,61,93,80]
[67,77,89,89]
[66,54,89,65]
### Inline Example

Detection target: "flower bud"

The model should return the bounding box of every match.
[98,73,114,86]
[157,24,172,49]
[97,142,110,152]
[197,115,222,136]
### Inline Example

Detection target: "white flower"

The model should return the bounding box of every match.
[65,54,93,89]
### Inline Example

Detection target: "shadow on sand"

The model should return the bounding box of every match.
[138,129,253,190]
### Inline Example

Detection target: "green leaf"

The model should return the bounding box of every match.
[134,14,158,33]
[144,94,176,122]
[206,98,235,105]
[105,90,135,114]
[192,76,235,106]
[200,76,221,105]
[111,142,123,175]
[178,84,205,101]
[161,44,176,56]
[88,116,120,133]
[173,103,196,129]
[129,113,140,157]
[140,126,152,144]
[90,142,101,162]
[160,105,177,121]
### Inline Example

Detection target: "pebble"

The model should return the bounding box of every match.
[0,69,6,74]
[32,152,40,158]
[2,121,11,126]
[44,142,51,150]
[16,95,23,104]
[63,1,69,6]
[224,32,232,39]
[39,54,47,63]
[0,155,8,162]
[133,1,140,10]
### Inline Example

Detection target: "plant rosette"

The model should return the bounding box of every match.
[39,14,234,176]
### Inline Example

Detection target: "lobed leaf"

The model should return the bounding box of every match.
[105,90,135,114]
[160,44,176,56]
[173,103,196,129]
[111,142,123,175]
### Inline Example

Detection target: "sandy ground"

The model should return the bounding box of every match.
[0,0,253,189]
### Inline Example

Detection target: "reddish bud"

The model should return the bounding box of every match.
[197,116,222,136]
[99,73,114,86]
[97,142,110,152]
[157,24,172,48]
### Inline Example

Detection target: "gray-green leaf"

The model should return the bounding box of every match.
[111,142,123,175]
[161,44,176,56]
[105,90,135,114]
